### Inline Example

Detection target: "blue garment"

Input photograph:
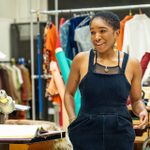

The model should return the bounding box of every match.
[60,20,71,58]
[68,50,135,150]
[74,25,93,52]
[60,16,90,59]
[68,16,88,59]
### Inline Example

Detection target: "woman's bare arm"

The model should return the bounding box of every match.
[64,53,83,123]
[130,58,148,129]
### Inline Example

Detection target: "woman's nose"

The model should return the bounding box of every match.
[95,33,101,41]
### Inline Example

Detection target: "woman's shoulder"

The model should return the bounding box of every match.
[73,50,90,62]
[126,53,140,66]
[119,51,139,65]
[122,52,141,73]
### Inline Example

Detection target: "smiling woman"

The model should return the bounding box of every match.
[64,11,148,150]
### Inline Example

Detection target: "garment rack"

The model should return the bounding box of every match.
[30,3,150,120]
[31,4,150,15]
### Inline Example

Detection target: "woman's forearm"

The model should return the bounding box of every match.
[132,100,147,116]
[64,93,76,122]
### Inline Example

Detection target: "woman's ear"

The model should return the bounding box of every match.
[115,29,120,37]
[115,29,120,40]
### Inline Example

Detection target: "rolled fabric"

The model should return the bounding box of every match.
[56,48,81,115]
[50,61,69,129]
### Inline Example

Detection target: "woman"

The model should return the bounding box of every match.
[64,11,148,150]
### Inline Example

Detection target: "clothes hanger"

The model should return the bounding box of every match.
[129,9,133,16]
[46,15,52,27]
[139,8,143,14]
[10,58,16,66]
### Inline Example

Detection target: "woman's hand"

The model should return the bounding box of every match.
[133,109,148,129]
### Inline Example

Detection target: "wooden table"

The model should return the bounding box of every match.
[0,120,66,150]
[0,131,65,150]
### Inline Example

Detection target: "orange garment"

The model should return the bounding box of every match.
[44,24,57,61]
[47,77,62,127]
[117,15,133,51]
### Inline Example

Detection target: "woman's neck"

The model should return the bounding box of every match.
[97,49,117,60]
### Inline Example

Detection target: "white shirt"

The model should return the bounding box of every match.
[123,14,150,61]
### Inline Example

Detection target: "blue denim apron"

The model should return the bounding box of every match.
[68,50,135,150]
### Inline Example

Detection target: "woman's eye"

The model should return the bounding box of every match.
[100,29,106,33]
[90,31,95,35]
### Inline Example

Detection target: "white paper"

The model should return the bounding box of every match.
[15,104,30,111]
[0,125,39,138]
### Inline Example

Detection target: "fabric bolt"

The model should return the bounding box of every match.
[68,50,135,150]
[140,52,150,78]
[117,15,133,51]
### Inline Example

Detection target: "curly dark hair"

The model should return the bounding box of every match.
[90,11,120,30]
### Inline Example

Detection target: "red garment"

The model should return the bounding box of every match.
[56,18,65,48]
[140,52,150,78]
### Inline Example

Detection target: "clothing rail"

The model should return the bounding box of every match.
[30,3,150,120]
[33,75,52,79]
[31,4,150,15]
[0,60,30,64]
[0,61,13,63]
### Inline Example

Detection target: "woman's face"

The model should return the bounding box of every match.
[90,17,119,53]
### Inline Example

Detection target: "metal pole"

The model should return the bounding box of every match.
[55,0,58,29]
[37,13,43,120]
[30,7,36,120]
[31,4,150,15]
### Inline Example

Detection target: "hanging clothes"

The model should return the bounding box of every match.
[140,52,150,78]
[117,15,133,51]
[60,15,89,59]
[44,23,57,61]
[60,20,71,59]
[122,14,150,84]
[17,64,32,101]
[0,65,20,103]
[43,23,58,75]
[122,14,150,61]
[74,16,93,52]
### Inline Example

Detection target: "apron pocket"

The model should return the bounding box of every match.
[68,115,89,132]
[117,115,135,141]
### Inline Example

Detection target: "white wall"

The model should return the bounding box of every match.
[0,0,48,60]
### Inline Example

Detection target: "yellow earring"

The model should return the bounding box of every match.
[113,42,118,51]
